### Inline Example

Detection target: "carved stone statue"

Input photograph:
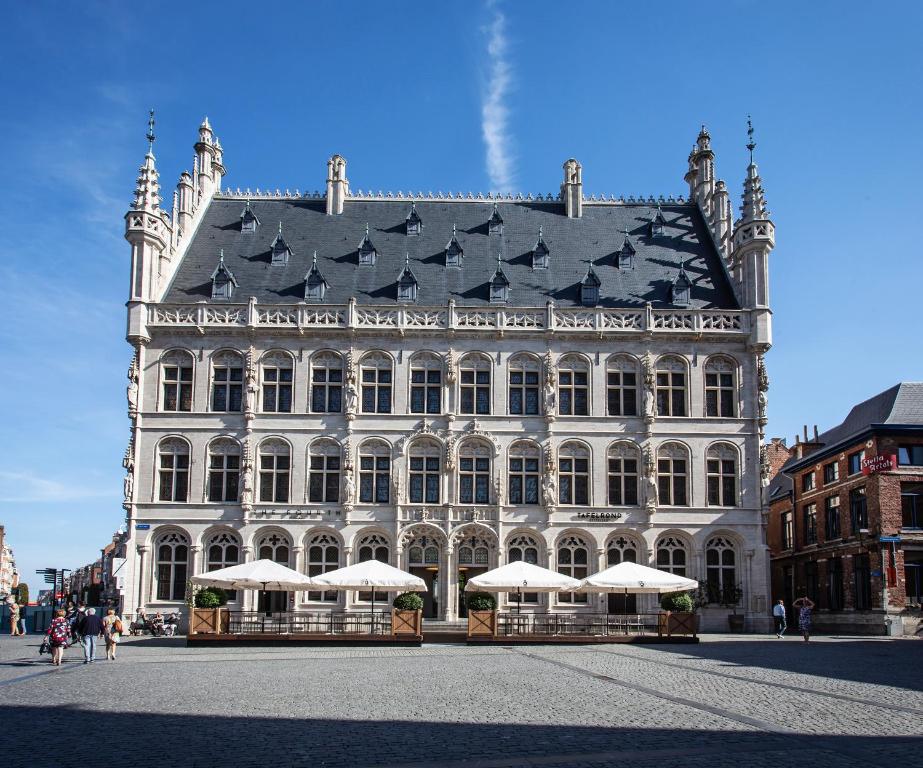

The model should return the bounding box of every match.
[543,377,556,416]
[642,352,656,419]
[126,362,139,415]
[123,471,134,503]
[244,354,258,416]
[760,445,770,487]
[343,464,355,505]
[239,460,254,507]
[643,444,657,510]
[345,375,359,419]
[757,355,769,392]
[542,470,557,508]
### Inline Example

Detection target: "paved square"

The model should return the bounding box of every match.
[0,635,920,767]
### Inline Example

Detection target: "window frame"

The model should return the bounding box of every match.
[458,441,492,505]
[358,441,391,505]
[607,443,639,506]
[258,440,291,504]
[558,444,590,506]
[606,356,638,417]
[310,352,343,414]
[657,444,689,506]
[360,353,393,414]
[210,352,244,413]
[557,355,590,417]
[556,535,589,604]
[706,445,738,507]
[655,357,688,417]
[207,439,241,503]
[408,439,441,504]
[160,350,194,412]
[155,532,189,601]
[308,440,341,504]
[306,533,341,603]
[459,354,492,415]
[508,354,541,416]
[260,353,294,414]
[409,353,443,415]
[157,439,190,503]
[704,357,737,418]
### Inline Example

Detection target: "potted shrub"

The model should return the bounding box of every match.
[721,583,745,633]
[190,587,228,635]
[658,591,696,637]
[392,592,423,637]
[466,592,497,638]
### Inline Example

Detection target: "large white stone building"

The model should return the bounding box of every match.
[119,114,775,630]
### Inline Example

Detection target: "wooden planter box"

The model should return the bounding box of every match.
[391,609,422,638]
[467,610,497,638]
[658,611,697,637]
[189,607,228,635]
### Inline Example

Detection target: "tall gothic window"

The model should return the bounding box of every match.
[206,531,240,600]
[258,532,291,565]
[657,442,689,506]
[408,439,441,504]
[360,352,393,414]
[606,536,638,566]
[207,438,241,503]
[261,352,294,413]
[706,444,738,506]
[310,352,343,413]
[306,533,340,602]
[558,442,590,506]
[359,440,391,504]
[458,440,491,505]
[210,351,244,412]
[409,353,442,415]
[459,353,491,415]
[607,442,640,506]
[557,535,589,603]
[705,537,737,601]
[508,354,540,415]
[155,532,189,601]
[508,441,541,505]
[258,439,290,503]
[308,440,341,503]
[606,355,638,416]
[704,357,737,417]
[161,350,193,412]
[558,355,590,416]
[508,534,540,604]
[157,438,190,502]
[656,536,688,577]
[655,356,688,417]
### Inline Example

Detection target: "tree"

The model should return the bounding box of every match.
[15,584,29,605]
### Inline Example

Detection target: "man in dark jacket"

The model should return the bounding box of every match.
[77,608,105,663]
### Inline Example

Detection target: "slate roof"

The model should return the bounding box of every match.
[164,198,738,308]
[782,383,923,472]
[767,471,792,503]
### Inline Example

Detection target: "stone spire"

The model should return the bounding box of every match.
[739,117,769,223]
[132,109,161,212]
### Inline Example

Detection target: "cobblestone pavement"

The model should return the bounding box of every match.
[0,634,920,768]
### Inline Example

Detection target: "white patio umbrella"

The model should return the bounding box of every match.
[190,559,315,591]
[575,561,699,594]
[464,561,582,612]
[305,559,426,613]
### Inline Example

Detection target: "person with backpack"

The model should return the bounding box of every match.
[46,609,70,666]
[77,608,105,663]
[8,599,21,636]
[102,608,123,660]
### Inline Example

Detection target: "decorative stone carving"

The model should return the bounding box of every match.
[343,463,356,506]
[244,347,258,419]
[446,349,457,384]
[760,444,770,487]
[123,463,134,505]
[758,390,768,427]
[462,420,501,454]
[239,448,254,509]
[643,443,657,511]
[642,352,656,420]
[542,443,557,508]
[345,373,359,420]
[126,353,139,416]
[757,354,769,392]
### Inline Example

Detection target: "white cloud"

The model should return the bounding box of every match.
[0,471,118,504]
[481,2,515,193]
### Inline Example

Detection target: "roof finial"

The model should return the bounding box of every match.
[539,225,544,240]
[146,109,155,152]
[365,222,370,237]
[405,252,410,269]
[497,252,502,271]
[312,250,318,268]
[746,115,756,164]
[219,248,224,262]
[453,222,457,237]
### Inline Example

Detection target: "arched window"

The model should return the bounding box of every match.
[508,441,541,505]
[306,533,340,602]
[656,536,688,577]
[606,355,638,416]
[310,352,343,414]
[706,444,739,507]
[161,350,193,412]
[607,443,640,506]
[258,439,290,503]
[358,440,391,504]
[704,357,737,417]
[157,438,190,502]
[655,356,688,417]
[206,531,240,600]
[409,352,442,415]
[257,532,291,565]
[357,532,391,602]
[558,442,590,506]
[557,534,589,603]
[458,440,492,505]
[508,533,540,604]
[308,440,341,503]
[606,536,638,566]
[408,439,441,504]
[210,351,244,412]
[360,352,393,414]
[155,532,189,601]
[459,353,491,415]
[261,351,293,413]
[457,531,490,567]
[408,536,440,566]
[657,443,689,506]
[558,355,590,416]
[705,536,738,602]
[508,354,540,415]
[207,438,241,503]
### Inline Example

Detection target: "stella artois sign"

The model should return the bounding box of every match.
[861,454,896,475]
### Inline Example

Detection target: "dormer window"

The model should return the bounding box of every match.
[670,262,692,307]
[240,200,259,233]
[358,223,377,266]
[446,224,464,267]
[488,204,503,236]
[211,250,238,300]
[397,255,418,302]
[406,202,422,236]
[579,264,601,306]
[490,255,510,304]
[270,222,292,266]
[305,251,328,302]
[649,205,666,238]
[531,226,549,270]
[617,230,635,269]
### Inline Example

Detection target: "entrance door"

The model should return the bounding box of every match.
[607,539,638,614]
[457,568,487,618]
[410,567,439,618]
[408,540,441,619]
[258,591,289,615]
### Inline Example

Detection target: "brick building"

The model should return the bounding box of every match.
[768,383,923,635]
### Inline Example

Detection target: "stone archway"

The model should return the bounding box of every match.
[450,524,499,619]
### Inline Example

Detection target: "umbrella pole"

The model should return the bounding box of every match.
[518,587,522,614]
[371,587,376,634]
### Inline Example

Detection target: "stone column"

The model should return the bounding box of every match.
[136,545,149,614]
[241,546,254,611]
[446,546,457,620]
[292,546,304,610]
[596,547,606,613]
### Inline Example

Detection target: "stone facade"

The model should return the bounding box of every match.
[118,116,775,631]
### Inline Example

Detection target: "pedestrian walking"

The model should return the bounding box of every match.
[77,607,105,663]
[70,603,87,644]
[7,599,21,636]
[46,609,70,667]
[102,608,123,660]
[793,596,815,642]
[772,599,787,637]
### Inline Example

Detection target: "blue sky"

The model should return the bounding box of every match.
[1,1,921,595]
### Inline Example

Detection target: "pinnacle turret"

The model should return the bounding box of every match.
[739,117,769,223]
[132,110,161,212]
